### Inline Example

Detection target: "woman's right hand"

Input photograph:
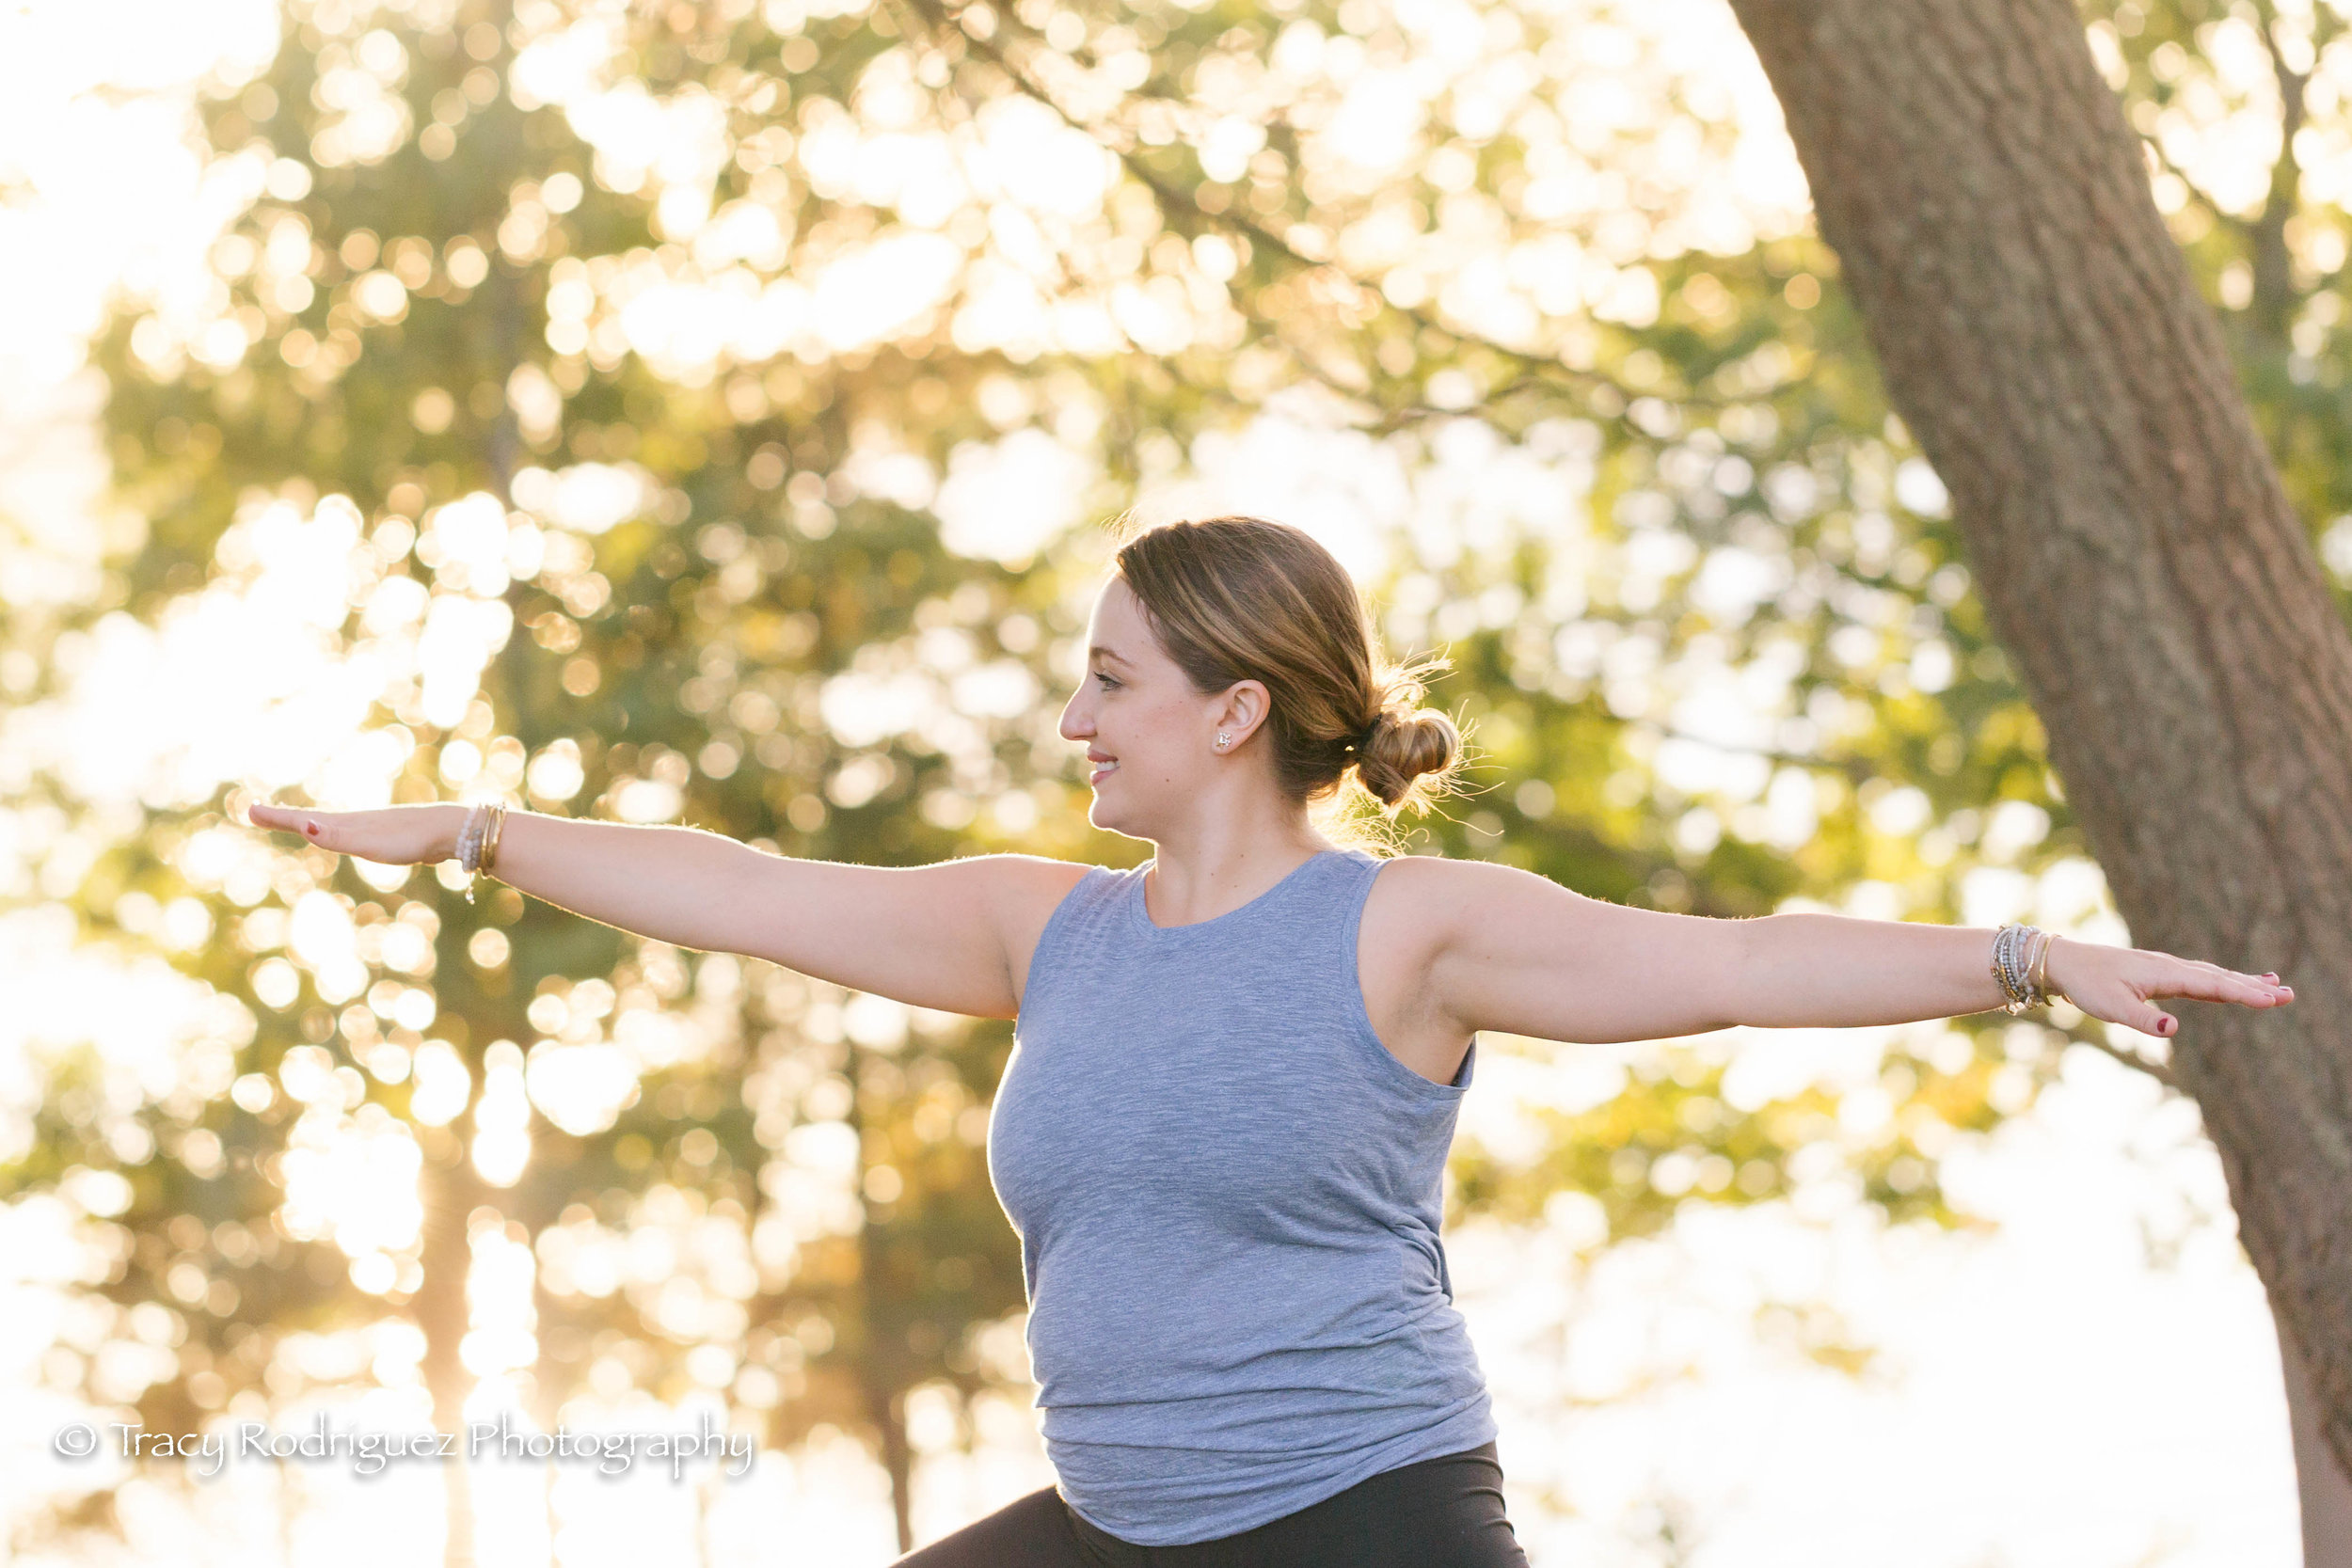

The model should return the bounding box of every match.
[246,800,467,866]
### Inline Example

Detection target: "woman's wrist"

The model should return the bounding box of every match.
[2042,934,2076,1005]
[434,802,472,863]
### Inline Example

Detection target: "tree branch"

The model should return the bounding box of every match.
[2065,1025,2179,1090]
[2249,0,2312,341]
[897,0,1677,424]
[2138,131,2229,227]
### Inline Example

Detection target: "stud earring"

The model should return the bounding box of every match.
[1216,732,1230,749]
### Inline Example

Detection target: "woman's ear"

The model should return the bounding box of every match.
[1211,680,1273,749]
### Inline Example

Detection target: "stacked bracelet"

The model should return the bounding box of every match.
[1990,922,2067,1014]
[455,801,510,905]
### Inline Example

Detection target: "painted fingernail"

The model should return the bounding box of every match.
[306,823,319,836]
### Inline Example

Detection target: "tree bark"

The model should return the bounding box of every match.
[1721,1,2352,1560]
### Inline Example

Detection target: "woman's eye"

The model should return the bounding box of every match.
[1093,672,1120,689]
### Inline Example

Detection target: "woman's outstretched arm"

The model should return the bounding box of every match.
[245,800,1084,1019]
[1383,858,2292,1046]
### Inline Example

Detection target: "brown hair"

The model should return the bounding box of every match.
[1112,515,1460,834]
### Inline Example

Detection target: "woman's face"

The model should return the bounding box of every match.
[1057,578,1223,838]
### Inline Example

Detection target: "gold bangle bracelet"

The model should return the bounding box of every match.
[2032,930,2062,1004]
[480,802,507,875]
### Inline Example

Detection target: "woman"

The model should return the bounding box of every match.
[251,515,2292,1566]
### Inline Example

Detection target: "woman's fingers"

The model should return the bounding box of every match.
[249,801,313,834]
[2170,958,2292,1006]
[248,801,341,848]
[2128,957,2294,1037]
[2169,965,2277,1006]
[2182,958,2292,1005]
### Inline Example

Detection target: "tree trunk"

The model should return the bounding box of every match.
[2287,1323,2352,1560]
[1720,1,2352,1560]
[872,1384,914,1557]
[850,1037,917,1554]
[419,1137,485,1568]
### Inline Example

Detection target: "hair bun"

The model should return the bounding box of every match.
[1354,704,1458,809]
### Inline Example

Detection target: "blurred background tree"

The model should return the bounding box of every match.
[3,0,2345,1560]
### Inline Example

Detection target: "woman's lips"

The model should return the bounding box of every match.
[1089,758,1118,785]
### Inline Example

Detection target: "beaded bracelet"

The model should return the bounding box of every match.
[1991,922,2067,1013]
[1992,922,2034,1012]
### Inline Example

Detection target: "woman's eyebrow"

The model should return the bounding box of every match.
[1089,645,1131,668]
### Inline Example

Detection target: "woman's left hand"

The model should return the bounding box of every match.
[2046,938,2293,1038]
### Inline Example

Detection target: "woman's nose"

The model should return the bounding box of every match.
[1058,691,1091,739]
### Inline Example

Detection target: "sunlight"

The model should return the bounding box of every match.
[279,1105,424,1266]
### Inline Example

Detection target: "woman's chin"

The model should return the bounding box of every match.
[1085,790,1142,838]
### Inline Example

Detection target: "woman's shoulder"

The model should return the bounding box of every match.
[1359,852,1544,948]
[1362,850,1547,889]
[958,851,1108,899]
[955,853,1131,930]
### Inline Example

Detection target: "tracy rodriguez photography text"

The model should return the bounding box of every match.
[49,1408,756,1481]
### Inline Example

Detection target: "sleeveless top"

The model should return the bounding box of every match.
[987,848,1496,1546]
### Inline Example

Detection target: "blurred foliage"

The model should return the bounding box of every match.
[8,0,2347,1555]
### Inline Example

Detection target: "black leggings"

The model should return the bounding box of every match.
[891,1442,1529,1567]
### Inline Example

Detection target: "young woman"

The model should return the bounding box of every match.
[250,515,2292,1566]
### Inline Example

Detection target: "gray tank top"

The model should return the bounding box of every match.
[988,847,1496,1546]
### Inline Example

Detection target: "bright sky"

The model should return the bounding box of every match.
[0,0,2312,1563]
